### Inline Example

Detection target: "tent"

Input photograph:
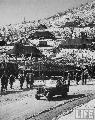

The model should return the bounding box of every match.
[28,31,55,39]
[37,24,47,30]
[0,40,6,46]
[6,42,44,57]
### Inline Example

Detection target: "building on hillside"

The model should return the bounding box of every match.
[6,42,43,58]
[38,41,47,47]
[28,31,55,40]
[28,30,56,47]
[37,24,47,30]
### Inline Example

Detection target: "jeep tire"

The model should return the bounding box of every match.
[62,92,67,98]
[35,94,40,100]
[46,92,52,101]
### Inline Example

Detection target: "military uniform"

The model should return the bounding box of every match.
[26,73,30,88]
[81,68,88,85]
[19,73,25,89]
[9,74,15,89]
[1,72,8,91]
[26,73,34,89]
[75,71,81,85]
[67,72,70,85]
[30,73,34,88]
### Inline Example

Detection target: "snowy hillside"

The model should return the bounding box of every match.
[41,0,95,28]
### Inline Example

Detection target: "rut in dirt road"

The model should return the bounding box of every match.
[27,93,95,120]
[0,82,95,120]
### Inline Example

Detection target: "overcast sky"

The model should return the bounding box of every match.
[0,0,93,25]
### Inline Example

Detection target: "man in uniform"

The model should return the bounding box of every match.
[57,79,62,88]
[75,70,81,85]
[19,71,25,89]
[1,71,8,92]
[26,72,34,89]
[81,68,88,85]
[26,73,30,88]
[9,74,15,89]
[67,72,71,86]
[30,72,34,89]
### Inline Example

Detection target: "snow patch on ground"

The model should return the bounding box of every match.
[56,98,95,120]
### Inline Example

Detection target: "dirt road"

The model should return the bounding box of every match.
[0,80,95,120]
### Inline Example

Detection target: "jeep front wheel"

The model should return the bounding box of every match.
[35,94,40,100]
[46,92,52,101]
[62,92,67,98]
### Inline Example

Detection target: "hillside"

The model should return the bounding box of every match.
[38,0,95,43]
[0,0,95,48]
[42,0,95,28]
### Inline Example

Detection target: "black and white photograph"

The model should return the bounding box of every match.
[0,0,95,120]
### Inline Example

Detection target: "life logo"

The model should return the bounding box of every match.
[75,109,94,119]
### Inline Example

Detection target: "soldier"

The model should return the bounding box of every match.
[75,71,81,85]
[75,72,78,85]
[1,71,8,92]
[81,67,88,85]
[26,72,34,89]
[67,72,71,86]
[19,72,25,89]
[9,74,15,89]
[61,76,65,84]
[41,73,44,82]
[30,73,34,89]
[56,79,62,88]
[26,73,30,88]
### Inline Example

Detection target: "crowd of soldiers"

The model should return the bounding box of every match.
[0,70,34,92]
[18,71,34,90]
[0,64,91,92]
[67,66,90,85]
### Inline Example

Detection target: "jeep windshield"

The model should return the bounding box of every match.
[45,76,62,87]
[45,79,57,87]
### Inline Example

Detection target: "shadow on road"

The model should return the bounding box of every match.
[86,83,95,85]
[0,88,33,95]
[0,90,22,95]
[39,94,85,101]
[52,94,85,101]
